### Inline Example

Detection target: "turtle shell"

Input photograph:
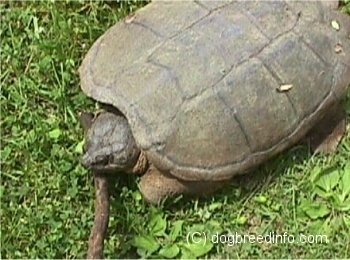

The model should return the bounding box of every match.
[79,1,350,181]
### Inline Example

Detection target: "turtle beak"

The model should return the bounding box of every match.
[81,144,127,173]
[82,152,108,169]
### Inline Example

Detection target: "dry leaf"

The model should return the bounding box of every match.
[331,20,340,31]
[277,84,293,92]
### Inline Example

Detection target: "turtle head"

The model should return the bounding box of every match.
[80,110,141,174]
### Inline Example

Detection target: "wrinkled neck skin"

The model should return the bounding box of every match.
[82,110,149,175]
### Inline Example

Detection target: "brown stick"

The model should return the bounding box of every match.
[87,172,110,259]
[79,112,110,259]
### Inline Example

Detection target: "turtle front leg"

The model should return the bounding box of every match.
[306,103,347,154]
[139,166,228,204]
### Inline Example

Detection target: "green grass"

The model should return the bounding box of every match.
[1,1,350,258]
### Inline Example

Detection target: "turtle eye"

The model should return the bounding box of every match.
[93,154,110,166]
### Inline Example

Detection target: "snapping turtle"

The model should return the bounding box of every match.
[79,1,349,258]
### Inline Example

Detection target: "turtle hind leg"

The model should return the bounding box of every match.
[139,166,228,205]
[307,103,347,154]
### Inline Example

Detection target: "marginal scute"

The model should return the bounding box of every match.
[90,22,162,87]
[125,60,184,147]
